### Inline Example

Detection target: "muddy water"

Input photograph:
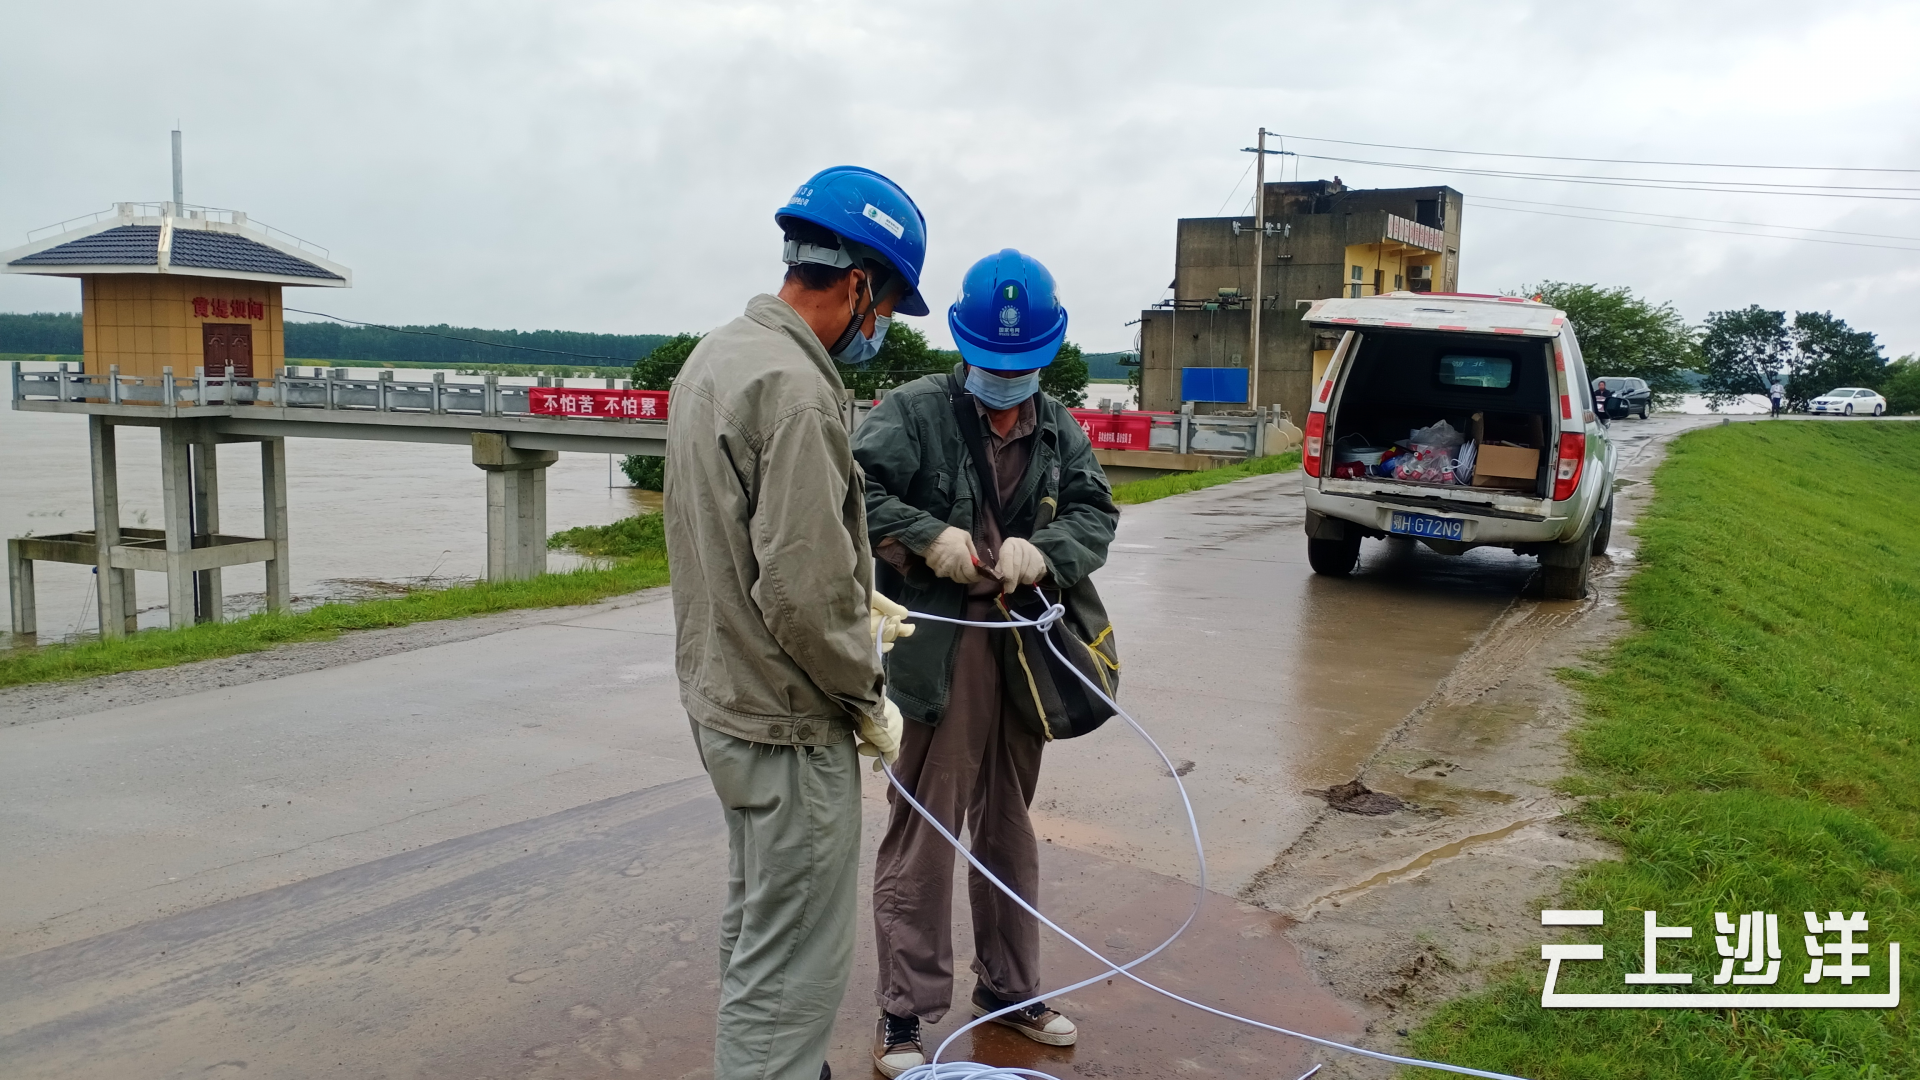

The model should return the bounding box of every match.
[1032,472,1536,897]
[1,364,658,645]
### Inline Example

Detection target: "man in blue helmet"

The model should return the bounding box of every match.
[852,249,1118,1077]
[663,166,929,1080]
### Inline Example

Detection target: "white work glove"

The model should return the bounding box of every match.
[994,536,1048,594]
[922,526,981,584]
[856,696,904,769]
[869,590,915,654]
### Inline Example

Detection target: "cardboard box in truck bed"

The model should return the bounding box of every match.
[1472,443,1539,490]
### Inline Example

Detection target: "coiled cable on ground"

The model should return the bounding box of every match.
[876,594,1527,1080]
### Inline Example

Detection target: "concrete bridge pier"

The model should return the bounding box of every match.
[471,432,558,582]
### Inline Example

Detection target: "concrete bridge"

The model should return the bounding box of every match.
[8,363,675,638]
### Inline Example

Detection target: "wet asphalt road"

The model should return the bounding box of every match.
[0,416,1709,1079]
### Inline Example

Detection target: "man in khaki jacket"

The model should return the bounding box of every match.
[664,166,929,1080]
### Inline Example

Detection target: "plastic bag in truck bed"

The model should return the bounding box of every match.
[1385,419,1468,484]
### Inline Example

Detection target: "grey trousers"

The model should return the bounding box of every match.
[872,620,1045,1022]
[693,719,862,1080]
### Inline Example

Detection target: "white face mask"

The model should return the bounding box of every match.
[835,313,890,366]
[965,366,1040,408]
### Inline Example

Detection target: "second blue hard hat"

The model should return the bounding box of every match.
[775,166,929,316]
[948,249,1068,371]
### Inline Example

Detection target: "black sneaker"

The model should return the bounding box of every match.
[873,1011,925,1078]
[969,983,1078,1046]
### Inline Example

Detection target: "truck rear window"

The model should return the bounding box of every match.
[1437,355,1513,389]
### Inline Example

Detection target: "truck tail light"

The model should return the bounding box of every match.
[1303,412,1326,477]
[1552,432,1585,501]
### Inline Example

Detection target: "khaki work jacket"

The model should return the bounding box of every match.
[664,294,885,745]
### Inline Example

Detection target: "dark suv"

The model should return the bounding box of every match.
[1591,376,1650,420]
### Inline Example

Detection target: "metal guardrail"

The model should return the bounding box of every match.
[22,203,332,259]
[1139,409,1269,456]
[16,363,1280,457]
[9,364,661,422]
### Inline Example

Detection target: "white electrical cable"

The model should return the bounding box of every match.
[875,595,1528,1080]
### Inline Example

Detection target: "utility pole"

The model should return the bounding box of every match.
[1240,133,1291,412]
[1250,127,1266,411]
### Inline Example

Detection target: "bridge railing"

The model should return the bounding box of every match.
[9,363,665,421]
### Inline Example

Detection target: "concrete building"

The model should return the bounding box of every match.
[1138,179,1463,422]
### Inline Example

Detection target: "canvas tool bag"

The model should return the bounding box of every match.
[949,376,1120,740]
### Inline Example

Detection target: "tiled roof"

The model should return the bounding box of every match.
[169,229,343,280]
[10,225,159,266]
[6,224,342,281]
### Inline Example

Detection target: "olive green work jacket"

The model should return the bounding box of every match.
[663,294,885,746]
[851,366,1118,723]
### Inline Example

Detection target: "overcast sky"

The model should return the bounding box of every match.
[3,1,1917,357]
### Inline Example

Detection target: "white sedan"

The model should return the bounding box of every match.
[1809,387,1887,416]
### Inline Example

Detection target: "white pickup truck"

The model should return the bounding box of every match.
[1297,293,1616,600]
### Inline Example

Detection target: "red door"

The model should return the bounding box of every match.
[202,323,254,378]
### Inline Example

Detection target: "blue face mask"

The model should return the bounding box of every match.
[833,313,890,367]
[965,366,1040,409]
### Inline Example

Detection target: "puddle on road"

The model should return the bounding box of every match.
[1290,539,1536,790]
[1311,816,1546,911]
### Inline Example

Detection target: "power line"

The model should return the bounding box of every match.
[1295,153,1920,202]
[284,308,641,363]
[1470,194,1920,244]
[1214,157,1256,216]
[1274,133,1920,174]
[1470,202,1920,251]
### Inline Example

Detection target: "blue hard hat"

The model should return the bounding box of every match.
[948,249,1068,371]
[775,166,929,317]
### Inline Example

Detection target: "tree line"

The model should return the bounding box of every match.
[0,310,671,367]
[1525,282,1918,414]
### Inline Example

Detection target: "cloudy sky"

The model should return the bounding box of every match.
[3,1,1917,356]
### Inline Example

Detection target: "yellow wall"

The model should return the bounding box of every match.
[81,275,285,378]
[1342,243,1417,298]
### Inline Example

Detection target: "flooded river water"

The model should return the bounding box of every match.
[2,364,659,646]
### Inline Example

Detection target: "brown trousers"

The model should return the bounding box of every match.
[872,607,1045,1022]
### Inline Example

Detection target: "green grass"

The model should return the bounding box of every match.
[1111,450,1300,504]
[1409,422,1920,1078]
[2,353,82,365]
[0,520,667,690]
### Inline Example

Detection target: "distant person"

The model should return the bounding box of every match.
[1593,379,1610,423]
[852,249,1118,1077]
[1770,379,1785,418]
[663,166,928,1080]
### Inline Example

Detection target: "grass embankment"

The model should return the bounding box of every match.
[0,516,668,690]
[1411,421,1920,1078]
[1110,449,1300,504]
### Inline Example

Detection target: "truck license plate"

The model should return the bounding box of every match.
[1389,511,1465,541]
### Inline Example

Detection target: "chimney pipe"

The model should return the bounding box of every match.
[171,129,183,208]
